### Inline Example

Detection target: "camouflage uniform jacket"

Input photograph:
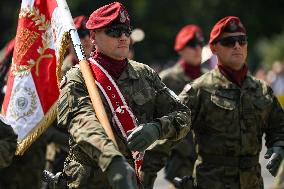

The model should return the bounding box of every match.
[57,60,191,188]
[0,124,69,189]
[159,62,207,95]
[178,68,284,189]
[0,121,17,169]
[158,62,206,180]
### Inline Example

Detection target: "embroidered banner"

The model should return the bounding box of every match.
[1,0,74,154]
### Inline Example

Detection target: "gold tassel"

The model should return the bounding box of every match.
[56,31,71,87]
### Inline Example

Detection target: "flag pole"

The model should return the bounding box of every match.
[56,0,118,147]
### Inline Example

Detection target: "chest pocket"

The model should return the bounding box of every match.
[252,94,272,124]
[211,94,237,110]
[131,87,156,123]
[202,90,238,133]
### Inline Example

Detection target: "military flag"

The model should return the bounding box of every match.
[1,0,74,155]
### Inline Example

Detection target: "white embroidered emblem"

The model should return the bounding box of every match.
[120,10,127,23]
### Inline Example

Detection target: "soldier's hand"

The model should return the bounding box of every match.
[265,147,284,176]
[127,122,161,152]
[106,156,138,189]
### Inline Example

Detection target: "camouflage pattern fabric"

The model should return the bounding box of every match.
[181,68,284,189]
[159,63,194,95]
[0,120,17,169]
[144,68,284,189]
[57,60,191,189]
[0,124,69,189]
[159,63,207,183]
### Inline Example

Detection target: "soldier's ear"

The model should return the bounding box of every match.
[89,30,96,44]
[210,44,217,54]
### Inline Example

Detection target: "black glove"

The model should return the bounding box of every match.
[264,147,284,176]
[127,122,161,152]
[106,156,138,189]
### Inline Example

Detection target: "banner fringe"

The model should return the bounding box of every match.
[56,31,71,86]
[15,102,57,155]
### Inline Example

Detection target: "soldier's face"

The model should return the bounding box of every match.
[90,28,130,60]
[179,45,202,66]
[211,32,248,70]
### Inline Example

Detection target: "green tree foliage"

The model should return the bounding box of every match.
[1,0,284,70]
[256,31,284,65]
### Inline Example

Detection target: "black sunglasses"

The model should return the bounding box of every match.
[217,35,248,47]
[186,38,204,48]
[104,25,132,38]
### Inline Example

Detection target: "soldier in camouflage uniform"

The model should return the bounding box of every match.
[57,2,190,189]
[159,24,205,188]
[0,115,17,169]
[141,16,284,189]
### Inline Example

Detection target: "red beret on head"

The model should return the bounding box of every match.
[209,16,246,44]
[86,2,130,30]
[174,24,204,52]
[73,15,88,30]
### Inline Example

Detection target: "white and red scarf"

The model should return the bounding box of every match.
[89,58,143,175]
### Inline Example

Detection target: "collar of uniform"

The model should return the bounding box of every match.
[241,74,258,90]
[213,68,239,89]
[118,60,139,81]
[213,69,257,90]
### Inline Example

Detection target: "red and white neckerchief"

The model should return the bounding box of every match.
[89,58,143,176]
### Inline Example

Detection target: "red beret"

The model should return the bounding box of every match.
[209,16,246,44]
[73,15,88,30]
[86,2,130,30]
[174,24,204,52]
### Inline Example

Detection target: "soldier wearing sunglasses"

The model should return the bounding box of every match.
[57,2,191,189]
[147,24,206,189]
[141,16,284,189]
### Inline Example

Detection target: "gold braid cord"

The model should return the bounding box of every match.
[15,102,57,155]
[56,31,71,87]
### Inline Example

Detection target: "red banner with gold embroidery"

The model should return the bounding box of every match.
[1,0,73,154]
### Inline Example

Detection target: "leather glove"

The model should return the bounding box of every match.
[264,147,284,176]
[106,156,138,189]
[127,122,161,152]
